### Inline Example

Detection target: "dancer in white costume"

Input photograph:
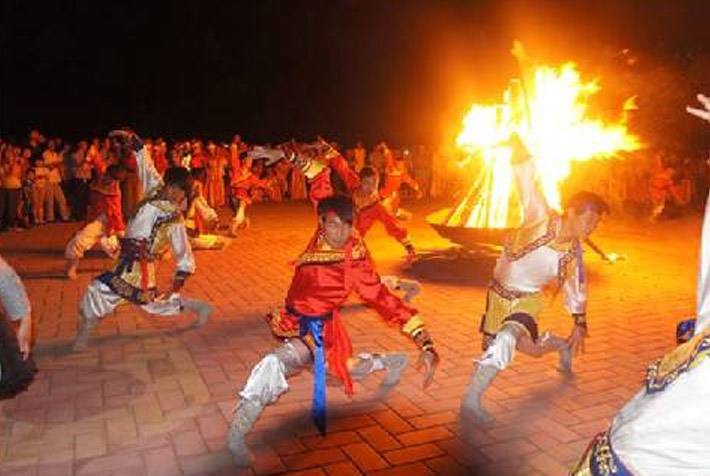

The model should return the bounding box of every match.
[73,130,211,351]
[570,96,710,476]
[461,134,609,423]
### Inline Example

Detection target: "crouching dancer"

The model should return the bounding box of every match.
[73,129,212,351]
[461,134,608,423]
[227,196,439,467]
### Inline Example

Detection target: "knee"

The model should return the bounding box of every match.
[274,341,311,375]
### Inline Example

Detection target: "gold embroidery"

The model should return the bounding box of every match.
[589,432,618,476]
[646,328,710,392]
[295,231,368,266]
[266,309,299,339]
[504,214,560,261]
[402,315,425,335]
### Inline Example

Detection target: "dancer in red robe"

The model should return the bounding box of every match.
[226,195,439,467]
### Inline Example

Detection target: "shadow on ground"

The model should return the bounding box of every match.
[406,247,498,287]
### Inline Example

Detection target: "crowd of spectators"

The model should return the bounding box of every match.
[1,128,706,233]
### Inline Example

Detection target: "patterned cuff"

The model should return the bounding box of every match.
[572,313,588,331]
[411,327,436,353]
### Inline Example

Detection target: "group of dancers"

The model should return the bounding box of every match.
[2,96,710,475]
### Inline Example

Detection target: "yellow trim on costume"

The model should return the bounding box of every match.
[295,231,368,266]
[646,327,710,392]
[301,158,328,180]
[402,315,425,335]
[481,286,544,338]
[266,309,299,339]
[504,214,570,261]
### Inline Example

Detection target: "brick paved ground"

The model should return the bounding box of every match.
[0,200,701,476]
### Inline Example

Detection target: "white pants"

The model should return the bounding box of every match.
[240,341,312,404]
[80,280,184,321]
[476,324,519,370]
[65,220,120,260]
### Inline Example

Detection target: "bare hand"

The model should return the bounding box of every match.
[686,93,710,123]
[16,316,32,360]
[416,349,439,389]
[568,324,587,356]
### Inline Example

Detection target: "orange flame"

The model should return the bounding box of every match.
[453,47,641,229]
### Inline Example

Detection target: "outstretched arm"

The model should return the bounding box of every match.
[351,257,439,388]
[168,222,196,294]
[687,93,710,123]
[110,129,163,195]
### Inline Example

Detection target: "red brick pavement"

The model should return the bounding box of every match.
[0,200,701,475]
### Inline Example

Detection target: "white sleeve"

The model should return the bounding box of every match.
[169,222,196,276]
[562,248,587,316]
[513,159,550,226]
[0,255,31,321]
[136,146,163,196]
[193,196,218,223]
[696,189,710,334]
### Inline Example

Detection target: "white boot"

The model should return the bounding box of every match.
[381,353,409,386]
[460,364,499,423]
[227,398,263,467]
[73,312,97,351]
[541,332,573,373]
[181,299,213,327]
[349,352,408,386]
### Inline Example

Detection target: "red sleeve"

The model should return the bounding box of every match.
[372,203,408,242]
[329,154,360,193]
[308,169,335,207]
[350,257,416,326]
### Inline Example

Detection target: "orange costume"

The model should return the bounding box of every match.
[379,152,420,214]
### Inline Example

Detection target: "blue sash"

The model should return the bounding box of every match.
[288,306,333,435]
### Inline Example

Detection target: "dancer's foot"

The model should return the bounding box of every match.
[227,399,262,467]
[227,430,254,468]
[460,395,495,423]
[184,300,212,328]
[73,314,96,351]
[381,353,408,386]
[460,364,499,423]
[557,342,573,374]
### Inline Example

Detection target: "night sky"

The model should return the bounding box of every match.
[3,0,710,146]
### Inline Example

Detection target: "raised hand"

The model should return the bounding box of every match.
[686,93,710,123]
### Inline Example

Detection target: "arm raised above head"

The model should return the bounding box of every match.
[110,129,162,195]
[509,133,550,225]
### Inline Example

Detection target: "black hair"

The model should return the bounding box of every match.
[163,166,193,196]
[359,166,379,180]
[565,191,610,216]
[317,195,354,225]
